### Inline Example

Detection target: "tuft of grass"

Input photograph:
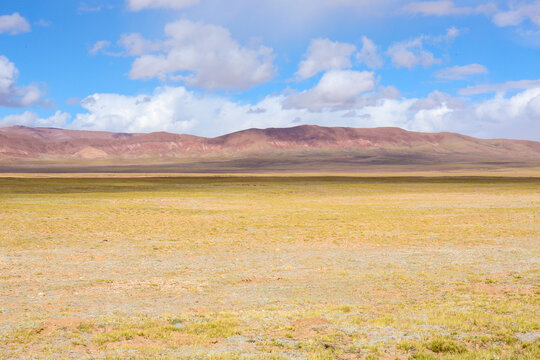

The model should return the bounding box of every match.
[425,337,468,354]
[335,305,352,313]
[307,350,335,360]
[410,352,437,360]
[2,325,44,344]
[181,313,241,339]
[93,315,182,346]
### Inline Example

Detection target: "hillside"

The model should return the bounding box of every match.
[0,125,538,173]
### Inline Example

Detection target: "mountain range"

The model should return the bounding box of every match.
[0,125,539,173]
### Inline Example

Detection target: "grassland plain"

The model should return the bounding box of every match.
[0,176,539,359]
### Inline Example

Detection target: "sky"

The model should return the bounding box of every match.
[0,0,540,140]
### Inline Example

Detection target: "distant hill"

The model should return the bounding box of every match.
[0,125,539,173]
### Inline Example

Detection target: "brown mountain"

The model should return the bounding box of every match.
[0,125,538,173]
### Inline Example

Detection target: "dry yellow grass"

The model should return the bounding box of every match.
[0,176,538,359]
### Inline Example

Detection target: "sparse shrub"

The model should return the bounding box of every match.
[425,337,467,354]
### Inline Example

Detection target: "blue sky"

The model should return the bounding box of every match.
[1,0,540,140]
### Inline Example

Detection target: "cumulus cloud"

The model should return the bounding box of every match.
[0,13,31,35]
[118,33,162,56]
[410,90,464,110]
[72,87,202,133]
[386,37,440,69]
[402,1,496,16]
[284,70,376,111]
[4,82,540,140]
[0,55,45,108]
[386,28,459,69]
[54,85,389,135]
[435,64,488,80]
[459,78,540,95]
[296,38,356,80]
[247,107,266,114]
[66,87,302,135]
[125,19,276,90]
[364,87,540,138]
[401,87,540,138]
[127,0,200,11]
[466,87,540,138]
[356,36,383,69]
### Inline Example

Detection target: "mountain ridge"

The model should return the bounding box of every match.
[1,124,539,173]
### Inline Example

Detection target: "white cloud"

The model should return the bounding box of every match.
[0,111,70,128]
[403,87,540,139]
[386,87,540,138]
[402,1,496,16]
[386,28,459,69]
[4,82,540,140]
[386,37,440,69]
[67,87,299,136]
[126,19,276,90]
[410,90,464,110]
[435,64,488,80]
[469,87,540,138]
[296,38,356,80]
[460,78,540,95]
[72,87,202,133]
[0,57,19,94]
[403,1,464,15]
[432,26,461,43]
[356,36,383,69]
[118,33,162,56]
[91,34,161,57]
[492,3,540,28]
[127,0,200,11]
[0,55,45,108]
[0,13,31,35]
[58,85,388,135]
[89,40,112,55]
[284,70,376,111]
[65,97,81,105]
[493,10,525,27]
[402,1,540,30]
[78,3,113,13]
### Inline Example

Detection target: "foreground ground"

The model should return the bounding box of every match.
[0,176,538,359]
